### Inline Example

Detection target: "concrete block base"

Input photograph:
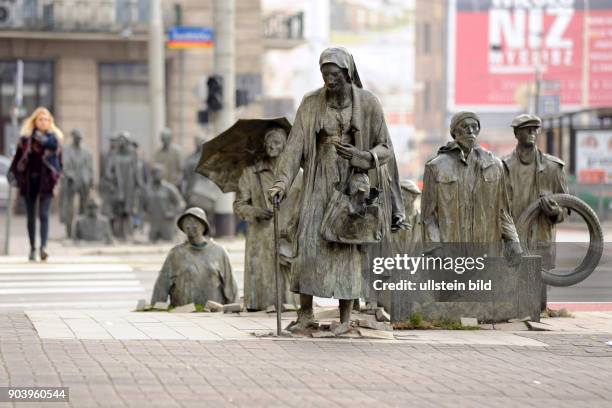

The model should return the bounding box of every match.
[381,256,542,323]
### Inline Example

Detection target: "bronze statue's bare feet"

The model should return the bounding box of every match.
[332,322,350,336]
[286,308,317,332]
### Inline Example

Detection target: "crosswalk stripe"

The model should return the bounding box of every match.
[0,265,133,273]
[0,280,142,288]
[0,260,147,301]
[0,287,145,295]
[0,256,124,264]
[0,273,138,281]
[0,301,138,309]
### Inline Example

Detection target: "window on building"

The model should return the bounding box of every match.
[100,62,151,158]
[116,0,150,26]
[0,60,54,155]
[423,81,431,113]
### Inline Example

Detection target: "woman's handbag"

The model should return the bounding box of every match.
[320,151,384,244]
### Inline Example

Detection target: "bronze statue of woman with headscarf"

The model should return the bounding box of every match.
[268,47,405,332]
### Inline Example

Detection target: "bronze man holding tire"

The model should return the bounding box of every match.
[503,113,568,309]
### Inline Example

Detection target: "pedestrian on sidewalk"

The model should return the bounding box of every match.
[8,107,63,261]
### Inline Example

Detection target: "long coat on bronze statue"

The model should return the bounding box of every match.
[154,128,183,188]
[234,157,302,311]
[422,141,519,253]
[273,84,404,300]
[502,114,568,271]
[105,132,142,238]
[393,180,423,256]
[60,130,93,237]
[145,165,186,242]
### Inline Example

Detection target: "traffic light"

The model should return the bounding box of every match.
[236,89,249,107]
[207,75,223,112]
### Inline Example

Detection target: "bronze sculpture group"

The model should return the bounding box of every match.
[261,47,569,328]
[67,129,216,244]
[96,46,574,321]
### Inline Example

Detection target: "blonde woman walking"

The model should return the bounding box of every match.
[9,107,63,261]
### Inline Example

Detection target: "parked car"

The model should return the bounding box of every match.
[0,155,11,208]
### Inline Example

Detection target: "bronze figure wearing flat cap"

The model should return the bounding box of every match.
[503,113,568,309]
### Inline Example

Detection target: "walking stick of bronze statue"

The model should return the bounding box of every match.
[273,194,282,336]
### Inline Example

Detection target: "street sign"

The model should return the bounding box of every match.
[168,27,214,49]
[538,95,560,116]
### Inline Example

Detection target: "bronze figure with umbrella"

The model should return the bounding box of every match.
[196,117,294,336]
[195,117,292,193]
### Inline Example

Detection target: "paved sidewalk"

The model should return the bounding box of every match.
[1,312,612,407]
[22,309,548,346]
[22,307,612,341]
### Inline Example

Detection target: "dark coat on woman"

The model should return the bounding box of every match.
[9,133,62,197]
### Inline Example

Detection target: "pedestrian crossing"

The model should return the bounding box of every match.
[0,252,247,310]
[0,257,148,310]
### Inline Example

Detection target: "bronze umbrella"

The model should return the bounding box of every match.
[195,117,292,193]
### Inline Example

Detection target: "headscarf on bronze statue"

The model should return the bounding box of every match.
[318,47,363,88]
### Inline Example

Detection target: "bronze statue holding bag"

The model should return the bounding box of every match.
[268,47,405,332]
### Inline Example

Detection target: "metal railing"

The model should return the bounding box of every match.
[0,0,150,33]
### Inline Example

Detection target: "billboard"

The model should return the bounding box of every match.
[449,0,612,111]
[576,130,612,184]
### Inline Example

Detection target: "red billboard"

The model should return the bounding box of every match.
[450,0,612,111]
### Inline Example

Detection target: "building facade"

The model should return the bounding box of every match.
[0,0,263,181]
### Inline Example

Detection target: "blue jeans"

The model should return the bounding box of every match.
[24,195,52,250]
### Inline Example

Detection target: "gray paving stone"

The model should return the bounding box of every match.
[357,319,393,332]
[0,311,611,406]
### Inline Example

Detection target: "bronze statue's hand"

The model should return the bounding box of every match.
[333,142,358,160]
[504,241,523,268]
[267,186,285,203]
[350,151,373,170]
[539,196,562,219]
[391,214,411,232]
[253,208,273,221]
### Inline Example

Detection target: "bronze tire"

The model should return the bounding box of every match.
[517,193,604,287]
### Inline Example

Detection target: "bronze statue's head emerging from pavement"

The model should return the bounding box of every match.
[85,198,100,218]
[177,207,211,245]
